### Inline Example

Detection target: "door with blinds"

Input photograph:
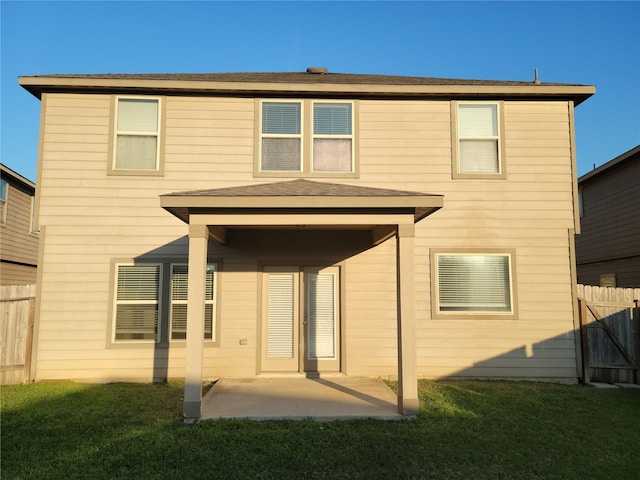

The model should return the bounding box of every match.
[261,266,340,373]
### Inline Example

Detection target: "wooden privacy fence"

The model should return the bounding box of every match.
[577,284,640,384]
[1,284,36,385]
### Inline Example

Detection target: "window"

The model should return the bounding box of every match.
[453,102,504,178]
[0,179,7,225]
[258,100,355,176]
[599,274,616,288]
[261,101,302,171]
[312,102,353,172]
[433,252,515,317]
[113,97,161,172]
[113,264,161,341]
[170,264,216,341]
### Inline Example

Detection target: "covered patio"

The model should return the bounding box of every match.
[160,179,443,422]
[200,376,402,421]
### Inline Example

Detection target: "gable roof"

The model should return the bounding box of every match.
[578,145,640,184]
[19,70,595,105]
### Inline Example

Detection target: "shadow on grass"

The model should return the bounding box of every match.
[2,380,639,479]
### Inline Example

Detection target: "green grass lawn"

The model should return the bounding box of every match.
[2,380,639,479]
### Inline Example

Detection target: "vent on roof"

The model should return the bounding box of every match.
[307,66,328,74]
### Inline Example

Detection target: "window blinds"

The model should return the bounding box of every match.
[306,273,336,359]
[438,254,511,312]
[458,104,499,174]
[267,274,295,358]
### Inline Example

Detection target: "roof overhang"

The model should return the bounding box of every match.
[160,179,443,245]
[18,73,595,105]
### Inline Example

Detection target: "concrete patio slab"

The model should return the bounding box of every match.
[200,376,404,421]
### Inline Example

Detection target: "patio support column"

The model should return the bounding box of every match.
[396,223,419,415]
[183,223,209,421]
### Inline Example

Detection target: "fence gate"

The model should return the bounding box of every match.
[1,285,36,385]
[578,285,640,384]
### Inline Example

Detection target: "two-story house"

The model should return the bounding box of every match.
[576,145,640,287]
[0,164,39,286]
[19,70,594,419]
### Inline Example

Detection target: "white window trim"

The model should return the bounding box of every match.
[111,96,162,175]
[170,263,217,342]
[310,100,355,174]
[256,99,357,178]
[112,263,163,343]
[432,250,517,319]
[451,101,506,179]
[259,99,304,174]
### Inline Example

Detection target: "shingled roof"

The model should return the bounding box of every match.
[160,179,444,224]
[19,69,595,104]
[163,178,437,198]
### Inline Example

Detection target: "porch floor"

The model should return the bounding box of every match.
[200,376,404,421]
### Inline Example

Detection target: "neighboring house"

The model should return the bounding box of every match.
[0,164,39,285]
[19,70,595,419]
[575,145,640,288]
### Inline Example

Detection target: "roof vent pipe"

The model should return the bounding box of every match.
[307,66,328,74]
[534,68,541,84]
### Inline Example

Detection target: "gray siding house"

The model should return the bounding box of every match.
[576,145,640,288]
[0,164,39,286]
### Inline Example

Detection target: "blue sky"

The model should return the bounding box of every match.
[1,0,639,182]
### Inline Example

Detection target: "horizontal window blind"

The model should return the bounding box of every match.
[267,274,295,359]
[115,264,160,341]
[262,102,301,134]
[306,273,336,359]
[117,265,159,301]
[438,254,511,312]
[457,103,500,174]
[458,104,497,137]
[170,264,215,340]
[117,99,159,132]
[314,103,352,135]
[115,98,159,171]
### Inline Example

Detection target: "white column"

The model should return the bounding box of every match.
[183,223,209,421]
[396,223,419,415]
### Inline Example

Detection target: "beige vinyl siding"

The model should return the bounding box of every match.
[34,93,579,382]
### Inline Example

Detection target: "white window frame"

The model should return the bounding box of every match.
[170,263,217,342]
[311,100,355,174]
[432,250,517,319]
[259,100,304,173]
[112,263,163,343]
[256,99,357,177]
[111,96,162,174]
[452,101,505,179]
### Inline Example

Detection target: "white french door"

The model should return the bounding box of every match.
[261,266,340,373]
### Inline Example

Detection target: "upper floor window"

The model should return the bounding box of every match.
[452,101,505,179]
[257,100,356,177]
[112,97,162,174]
[0,179,7,225]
